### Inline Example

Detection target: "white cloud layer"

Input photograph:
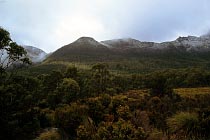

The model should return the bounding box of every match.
[0,0,210,52]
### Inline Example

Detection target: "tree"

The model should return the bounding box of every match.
[54,104,88,137]
[147,72,173,97]
[0,76,41,140]
[43,70,64,93]
[65,66,78,80]
[57,78,80,103]
[87,98,105,125]
[0,27,30,73]
[91,63,110,94]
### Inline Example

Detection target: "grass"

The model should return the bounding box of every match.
[174,87,210,98]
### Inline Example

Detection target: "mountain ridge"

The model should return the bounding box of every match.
[47,34,210,61]
[45,34,210,64]
[100,35,210,52]
[32,34,210,73]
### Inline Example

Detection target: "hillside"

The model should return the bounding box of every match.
[45,35,210,73]
[48,37,115,62]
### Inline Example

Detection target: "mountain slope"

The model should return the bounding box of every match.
[101,38,155,50]
[45,35,210,73]
[47,37,116,62]
[101,35,210,52]
[23,46,47,63]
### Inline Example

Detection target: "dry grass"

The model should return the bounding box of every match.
[174,87,210,98]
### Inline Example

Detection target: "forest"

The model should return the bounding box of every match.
[1,27,210,140]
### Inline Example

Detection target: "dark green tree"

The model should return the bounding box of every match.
[43,70,64,93]
[65,66,78,80]
[0,27,30,73]
[91,63,111,94]
[54,103,88,137]
[57,78,80,103]
[147,72,173,97]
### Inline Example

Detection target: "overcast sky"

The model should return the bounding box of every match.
[0,0,210,52]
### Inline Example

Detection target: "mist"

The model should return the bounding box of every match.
[0,0,210,52]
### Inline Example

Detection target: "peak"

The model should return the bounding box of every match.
[73,37,102,47]
[76,37,97,42]
[21,45,47,63]
[176,36,198,42]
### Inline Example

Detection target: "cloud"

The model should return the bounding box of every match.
[0,0,210,52]
[53,14,112,46]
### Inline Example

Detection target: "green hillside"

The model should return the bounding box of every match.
[45,49,210,74]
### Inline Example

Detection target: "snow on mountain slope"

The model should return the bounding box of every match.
[22,46,47,63]
[101,38,154,49]
[167,35,210,51]
[101,35,210,52]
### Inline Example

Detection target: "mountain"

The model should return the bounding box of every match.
[23,46,47,63]
[47,37,114,62]
[47,35,210,57]
[101,36,210,52]
[45,34,210,73]
[160,35,210,51]
[1,45,47,67]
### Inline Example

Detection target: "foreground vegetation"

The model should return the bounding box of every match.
[1,64,210,140]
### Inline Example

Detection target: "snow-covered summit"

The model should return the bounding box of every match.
[22,46,47,63]
[171,35,210,51]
